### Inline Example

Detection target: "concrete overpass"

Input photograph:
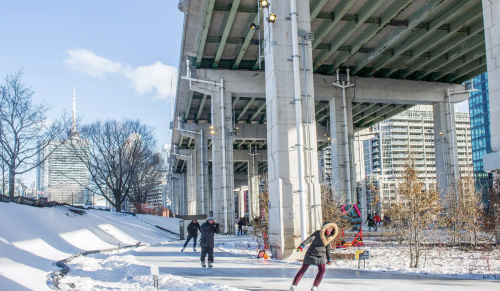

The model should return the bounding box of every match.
[169,0,498,260]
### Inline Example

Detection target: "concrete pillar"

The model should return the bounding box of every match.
[248,148,260,220]
[237,187,246,218]
[329,96,356,205]
[483,0,500,151]
[354,131,368,222]
[195,136,209,215]
[264,0,321,260]
[211,90,235,234]
[172,173,184,215]
[434,102,459,199]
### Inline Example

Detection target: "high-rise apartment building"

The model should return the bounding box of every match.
[468,73,492,198]
[37,88,90,205]
[362,105,473,214]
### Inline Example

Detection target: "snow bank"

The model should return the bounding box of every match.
[0,203,177,290]
[61,249,246,291]
[136,214,181,234]
[218,240,270,258]
[330,244,500,281]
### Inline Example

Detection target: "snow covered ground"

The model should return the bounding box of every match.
[2,202,500,290]
[218,237,500,281]
[136,214,181,234]
[0,203,182,290]
[60,248,246,291]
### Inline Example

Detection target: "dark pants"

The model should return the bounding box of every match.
[183,234,197,248]
[292,264,326,287]
[238,226,243,235]
[200,247,214,263]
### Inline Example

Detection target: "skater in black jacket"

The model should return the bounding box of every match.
[199,217,220,268]
[181,218,201,252]
[290,222,339,291]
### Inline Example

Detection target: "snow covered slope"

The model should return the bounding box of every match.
[0,203,179,290]
[136,214,181,234]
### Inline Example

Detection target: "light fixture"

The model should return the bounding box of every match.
[210,125,214,129]
[259,0,269,8]
[235,126,239,130]
[324,133,328,137]
[210,129,215,135]
[267,14,277,23]
[327,137,331,141]
[250,23,259,31]
[439,132,443,135]
[236,132,240,135]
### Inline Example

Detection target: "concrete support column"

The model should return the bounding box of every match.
[248,153,260,220]
[354,131,367,221]
[211,90,235,234]
[171,177,178,215]
[237,187,246,218]
[329,96,356,204]
[434,102,459,199]
[264,0,320,260]
[483,0,500,151]
[195,136,209,215]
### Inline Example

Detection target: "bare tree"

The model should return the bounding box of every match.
[486,175,500,244]
[0,71,69,197]
[383,158,440,268]
[68,119,156,212]
[321,184,352,231]
[252,174,269,247]
[1,146,8,195]
[442,175,484,247]
[127,153,165,204]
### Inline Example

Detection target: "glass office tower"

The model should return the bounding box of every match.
[468,73,492,200]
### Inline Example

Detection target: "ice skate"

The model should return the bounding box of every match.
[311,286,318,291]
[290,285,297,291]
[181,246,185,252]
[201,261,206,268]
[208,261,213,268]
[193,247,196,252]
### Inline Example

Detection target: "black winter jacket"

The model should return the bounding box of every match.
[200,221,221,247]
[300,222,338,265]
[187,221,201,236]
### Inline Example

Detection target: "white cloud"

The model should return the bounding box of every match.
[64,49,177,99]
[126,62,177,100]
[64,49,124,78]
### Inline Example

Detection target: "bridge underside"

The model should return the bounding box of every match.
[188,0,485,83]
[169,0,492,259]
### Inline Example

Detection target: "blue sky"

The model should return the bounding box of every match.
[0,0,184,149]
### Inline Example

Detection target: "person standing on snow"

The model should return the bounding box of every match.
[199,217,220,268]
[237,218,245,235]
[290,222,339,291]
[181,218,201,252]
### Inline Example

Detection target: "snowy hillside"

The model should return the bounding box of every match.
[0,203,179,290]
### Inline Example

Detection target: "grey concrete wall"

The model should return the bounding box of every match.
[434,102,460,199]
[263,0,322,260]
[483,0,500,151]
[211,89,235,234]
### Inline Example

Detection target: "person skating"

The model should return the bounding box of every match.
[373,213,381,227]
[365,214,377,231]
[199,217,220,268]
[237,218,244,236]
[181,218,201,252]
[290,222,339,291]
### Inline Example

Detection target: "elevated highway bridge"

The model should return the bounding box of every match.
[169,0,499,259]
